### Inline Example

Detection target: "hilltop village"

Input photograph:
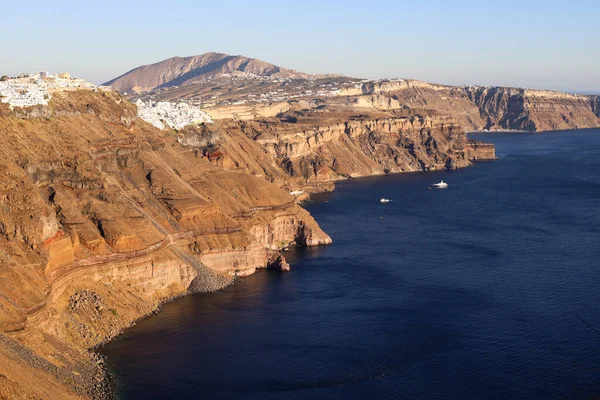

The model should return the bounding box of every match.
[0,72,102,108]
[0,72,214,129]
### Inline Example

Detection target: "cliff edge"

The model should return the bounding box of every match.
[0,89,331,399]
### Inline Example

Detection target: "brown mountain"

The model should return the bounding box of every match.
[104,52,316,93]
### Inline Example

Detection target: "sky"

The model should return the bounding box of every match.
[2,0,599,92]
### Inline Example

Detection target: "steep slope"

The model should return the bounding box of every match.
[177,111,495,194]
[463,86,600,131]
[587,94,600,119]
[339,80,600,132]
[0,89,331,399]
[104,52,313,93]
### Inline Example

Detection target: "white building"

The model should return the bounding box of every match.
[135,100,213,130]
[0,72,102,109]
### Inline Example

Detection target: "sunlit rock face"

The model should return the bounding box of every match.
[0,81,494,400]
[0,88,330,399]
[463,86,600,131]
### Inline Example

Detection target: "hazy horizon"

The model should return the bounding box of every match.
[2,0,599,93]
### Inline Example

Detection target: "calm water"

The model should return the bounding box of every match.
[100,129,600,399]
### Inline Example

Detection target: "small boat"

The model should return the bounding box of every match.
[432,180,448,188]
[380,198,391,203]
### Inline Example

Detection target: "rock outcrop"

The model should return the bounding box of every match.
[590,95,600,119]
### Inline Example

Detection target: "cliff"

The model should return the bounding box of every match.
[0,90,331,399]
[106,56,600,134]
[463,87,600,131]
[178,112,495,194]
[341,80,600,132]
[589,95,600,119]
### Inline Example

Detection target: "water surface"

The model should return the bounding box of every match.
[101,129,600,399]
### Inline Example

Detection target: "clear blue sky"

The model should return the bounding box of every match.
[2,0,599,92]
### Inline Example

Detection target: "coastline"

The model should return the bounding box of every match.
[92,153,497,399]
[97,129,600,399]
[74,126,600,397]
[0,88,498,399]
[90,275,239,399]
[25,127,600,398]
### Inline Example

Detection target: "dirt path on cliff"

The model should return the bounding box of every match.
[145,152,211,203]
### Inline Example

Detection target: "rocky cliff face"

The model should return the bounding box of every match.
[179,113,494,194]
[590,95,600,119]
[463,87,600,131]
[463,86,531,130]
[0,90,331,399]
[340,80,600,132]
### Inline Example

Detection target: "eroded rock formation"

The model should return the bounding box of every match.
[178,112,494,193]
[340,80,600,132]
[462,86,600,131]
[0,90,331,399]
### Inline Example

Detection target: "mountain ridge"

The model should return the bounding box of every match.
[105,53,600,133]
[104,52,319,93]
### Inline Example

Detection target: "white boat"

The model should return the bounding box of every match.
[380,198,391,203]
[432,180,448,188]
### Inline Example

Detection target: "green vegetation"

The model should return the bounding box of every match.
[0,75,8,82]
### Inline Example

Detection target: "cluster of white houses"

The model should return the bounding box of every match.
[0,71,214,131]
[135,100,213,130]
[0,72,106,109]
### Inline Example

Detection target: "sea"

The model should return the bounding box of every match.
[100,129,600,399]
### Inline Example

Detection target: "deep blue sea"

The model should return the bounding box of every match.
[100,129,600,399]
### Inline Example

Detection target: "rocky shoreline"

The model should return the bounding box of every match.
[91,273,239,399]
[44,258,243,399]
[0,86,496,399]
[90,151,499,399]
[0,334,109,399]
